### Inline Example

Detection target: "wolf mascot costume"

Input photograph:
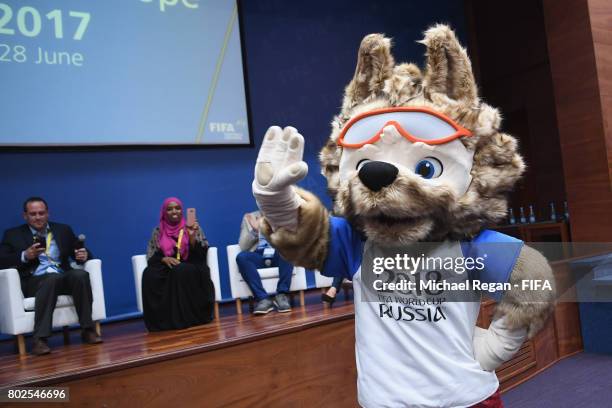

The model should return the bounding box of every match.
[251,25,555,408]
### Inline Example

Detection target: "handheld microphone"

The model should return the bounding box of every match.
[75,234,86,250]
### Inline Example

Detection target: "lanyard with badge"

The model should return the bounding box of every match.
[45,231,52,256]
[35,231,59,270]
[46,232,59,267]
[175,229,184,261]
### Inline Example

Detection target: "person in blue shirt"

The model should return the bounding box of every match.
[0,197,101,355]
[236,211,293,314]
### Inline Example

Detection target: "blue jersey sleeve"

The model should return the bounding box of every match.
[321,216,364,279]
[461,230,524,301]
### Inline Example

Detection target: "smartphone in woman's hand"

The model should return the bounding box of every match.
[186,208,196,227]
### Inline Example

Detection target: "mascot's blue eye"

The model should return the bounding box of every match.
[415,158,443,179]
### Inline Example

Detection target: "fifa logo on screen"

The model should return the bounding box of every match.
[209,121,246,141]
[140,0,199,12]
[210,123,236,133]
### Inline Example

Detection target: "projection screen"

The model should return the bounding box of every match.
[0,0,251,146]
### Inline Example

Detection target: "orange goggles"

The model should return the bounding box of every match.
[337,107,472,148]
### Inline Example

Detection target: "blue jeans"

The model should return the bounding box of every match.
[236,249,293,301]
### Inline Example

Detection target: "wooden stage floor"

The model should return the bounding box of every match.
[0,291,356,389]
[0,284,581,407]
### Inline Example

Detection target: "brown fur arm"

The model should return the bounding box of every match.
[495,245,556,338]
[260,188,330,270]
[473,245,556,371]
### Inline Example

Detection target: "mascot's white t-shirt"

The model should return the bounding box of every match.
[322,217,523,408]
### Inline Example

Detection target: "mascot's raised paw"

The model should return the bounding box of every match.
[252,126,308,231]
[255,126,308,190]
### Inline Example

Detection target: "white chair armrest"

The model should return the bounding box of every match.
[227,244,248,299]
[289,267,308,291]
[0,268,26,334]
[131,255,147,313]
[207,247,222,302]
[84,259,106,321]
[314,270,334,288]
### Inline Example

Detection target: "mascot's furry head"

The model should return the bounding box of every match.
[319,25,525,245]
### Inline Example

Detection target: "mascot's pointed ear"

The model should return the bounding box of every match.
[420,24,478,103]
[342,33,395,113]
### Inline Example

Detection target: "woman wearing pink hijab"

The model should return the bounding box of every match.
[141,197,215,331]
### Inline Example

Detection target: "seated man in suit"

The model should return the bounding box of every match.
[236,211,293,314]
[0,197,102,355]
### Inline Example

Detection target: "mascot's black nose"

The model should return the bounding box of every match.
[358,161,398,192]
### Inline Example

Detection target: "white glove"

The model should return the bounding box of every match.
[252,126,308,231]
[473,316,527,372]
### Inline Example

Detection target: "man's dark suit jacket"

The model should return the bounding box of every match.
[0,222,93,281]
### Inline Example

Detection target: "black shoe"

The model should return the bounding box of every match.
[81,328,103,344]
[321,293,336,307]
[31,337,51,356]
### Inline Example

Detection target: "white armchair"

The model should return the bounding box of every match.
[226,244,308,314]
[0,259,107,355]
[132,247,222,320]
[314,270,334,289]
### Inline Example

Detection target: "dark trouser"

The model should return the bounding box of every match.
[331,275,343,290]
[236,250,293,301]
[23,269,94,339]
